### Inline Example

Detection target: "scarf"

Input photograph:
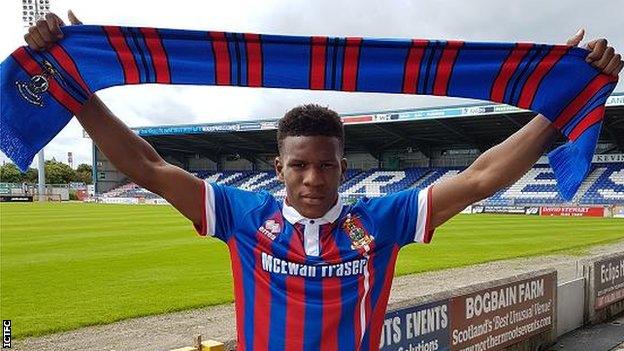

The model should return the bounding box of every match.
[0,25,618,200]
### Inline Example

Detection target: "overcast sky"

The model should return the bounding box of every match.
[0,0,622,168]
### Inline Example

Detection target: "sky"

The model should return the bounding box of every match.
[0,0,622,168]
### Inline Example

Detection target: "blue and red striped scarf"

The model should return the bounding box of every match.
[0,25,618,199]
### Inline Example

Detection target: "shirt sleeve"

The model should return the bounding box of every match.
[361,186,435,247]
[193,180,268,242]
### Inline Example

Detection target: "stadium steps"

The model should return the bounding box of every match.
[197,171,254,186]
[97,163,624,206]
[340,168,427,196]
[493,166,564,206]
[571,166,605,203]
[408,170,436,189]
[411,168,462,189]
[579,164,624,205]
[341,170,404,196]
[237,172,281,192]
[338,169,377,193]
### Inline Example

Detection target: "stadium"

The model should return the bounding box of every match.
[2,3,624,349]
[3,95,624,350]
[95,92,624,212]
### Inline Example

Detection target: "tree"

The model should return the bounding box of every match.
[24,168,38,183]
[0,161,91,184]
[74,163,92,184]
[0,163,22,183]
[45,160,74,184]
[76,164,91,173]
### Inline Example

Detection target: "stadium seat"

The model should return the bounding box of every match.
[100,163,623,206]
[578,164,624,205]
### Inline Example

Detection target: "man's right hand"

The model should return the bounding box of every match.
[23,10,207,231]
[24,10,82,51]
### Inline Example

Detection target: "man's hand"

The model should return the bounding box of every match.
[23,10,206,230]
[430,30,622,229]
[24,10,81,51]
[567,28,623,77]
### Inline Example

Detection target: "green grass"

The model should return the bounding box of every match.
[1,202,623,339]
[395,214,624,275]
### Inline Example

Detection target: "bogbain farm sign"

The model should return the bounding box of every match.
[380,272,556,351]
[450,273,555,351]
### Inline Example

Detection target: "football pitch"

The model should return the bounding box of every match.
[1,202,623,339]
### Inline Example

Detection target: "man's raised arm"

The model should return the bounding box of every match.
[25,12,205,227]
[430,30,623,228]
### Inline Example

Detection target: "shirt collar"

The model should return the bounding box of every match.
[282,196,344,225]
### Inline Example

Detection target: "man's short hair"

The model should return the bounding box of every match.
[277,104,344,154]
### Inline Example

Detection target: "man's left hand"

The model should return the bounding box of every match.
[567,28,623,77]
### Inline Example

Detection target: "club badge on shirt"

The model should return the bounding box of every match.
[343,213,374,252]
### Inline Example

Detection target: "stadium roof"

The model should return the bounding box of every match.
[134,93,624,160]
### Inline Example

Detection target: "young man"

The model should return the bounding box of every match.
[25,12,622,351]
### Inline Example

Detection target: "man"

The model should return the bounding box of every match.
[25,11,622,351]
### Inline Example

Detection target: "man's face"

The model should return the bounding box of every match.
[275,136,347,219]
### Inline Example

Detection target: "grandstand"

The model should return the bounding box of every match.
[94,93,624,207]
[100,162,624,206]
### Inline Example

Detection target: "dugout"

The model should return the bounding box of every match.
[93,93,624,194]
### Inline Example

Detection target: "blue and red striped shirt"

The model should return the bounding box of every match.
[194,181,434,351]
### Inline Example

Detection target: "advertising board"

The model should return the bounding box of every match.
[539,207,604,217]
[380,272,556,351]
[594,254,624,310]
[380,300,450,351]
[471,206,527,215]
[0,195,33,202]
[524,207,540,216]
[449,272,556,351]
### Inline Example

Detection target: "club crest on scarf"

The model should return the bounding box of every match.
[15,60,60,107]
[342,213,374,252]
